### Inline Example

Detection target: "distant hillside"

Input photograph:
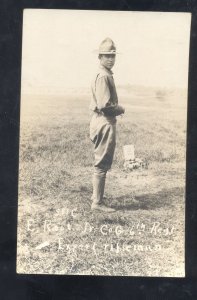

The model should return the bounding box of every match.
[22,84,187,99]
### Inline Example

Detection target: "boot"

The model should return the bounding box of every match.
[91,174,115,212]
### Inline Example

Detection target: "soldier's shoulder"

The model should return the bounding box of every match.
[95,66,112,79]
[92,71,108,82]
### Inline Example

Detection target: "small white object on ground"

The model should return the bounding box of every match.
[35,241,50,250]
[123,144,135,161]
[123,145,148,170]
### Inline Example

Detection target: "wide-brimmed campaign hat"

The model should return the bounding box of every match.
[94,38,120,54]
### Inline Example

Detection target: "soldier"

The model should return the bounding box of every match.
[89,38,125,212]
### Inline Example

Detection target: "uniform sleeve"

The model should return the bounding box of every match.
[95,75,125,116]
[95,76,111,110]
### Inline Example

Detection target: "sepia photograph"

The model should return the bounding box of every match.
[17,9,191,276]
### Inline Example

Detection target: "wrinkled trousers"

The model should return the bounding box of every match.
[90,113,116,172]
[90,113,116,204]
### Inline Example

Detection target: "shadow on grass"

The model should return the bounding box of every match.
[111,186,184,211]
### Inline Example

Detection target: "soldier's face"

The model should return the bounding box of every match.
[100,54,116,70]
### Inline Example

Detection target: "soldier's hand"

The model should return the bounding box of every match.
[116,105,125,116]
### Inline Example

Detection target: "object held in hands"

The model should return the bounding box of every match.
[101,104,125,117]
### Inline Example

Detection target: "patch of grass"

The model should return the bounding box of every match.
[17,90,186,276]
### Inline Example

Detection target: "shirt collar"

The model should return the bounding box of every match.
[99,65,113,75]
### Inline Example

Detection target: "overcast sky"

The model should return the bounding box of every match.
[21,9,191,93]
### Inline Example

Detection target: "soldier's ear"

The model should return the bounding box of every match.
[98,54,102,59]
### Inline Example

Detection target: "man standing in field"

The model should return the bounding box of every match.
[89,38,125,212]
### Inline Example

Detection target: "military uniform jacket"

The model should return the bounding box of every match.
[89,65,122,118]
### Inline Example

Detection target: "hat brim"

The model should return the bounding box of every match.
[92,49,121,54]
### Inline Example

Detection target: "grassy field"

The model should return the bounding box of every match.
[17,87,187,276]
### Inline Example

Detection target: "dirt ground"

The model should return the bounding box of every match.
[17,87,187,276]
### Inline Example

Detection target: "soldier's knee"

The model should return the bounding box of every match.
[94,167,107,177]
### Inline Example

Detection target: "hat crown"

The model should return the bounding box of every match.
[99,38,116,54]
